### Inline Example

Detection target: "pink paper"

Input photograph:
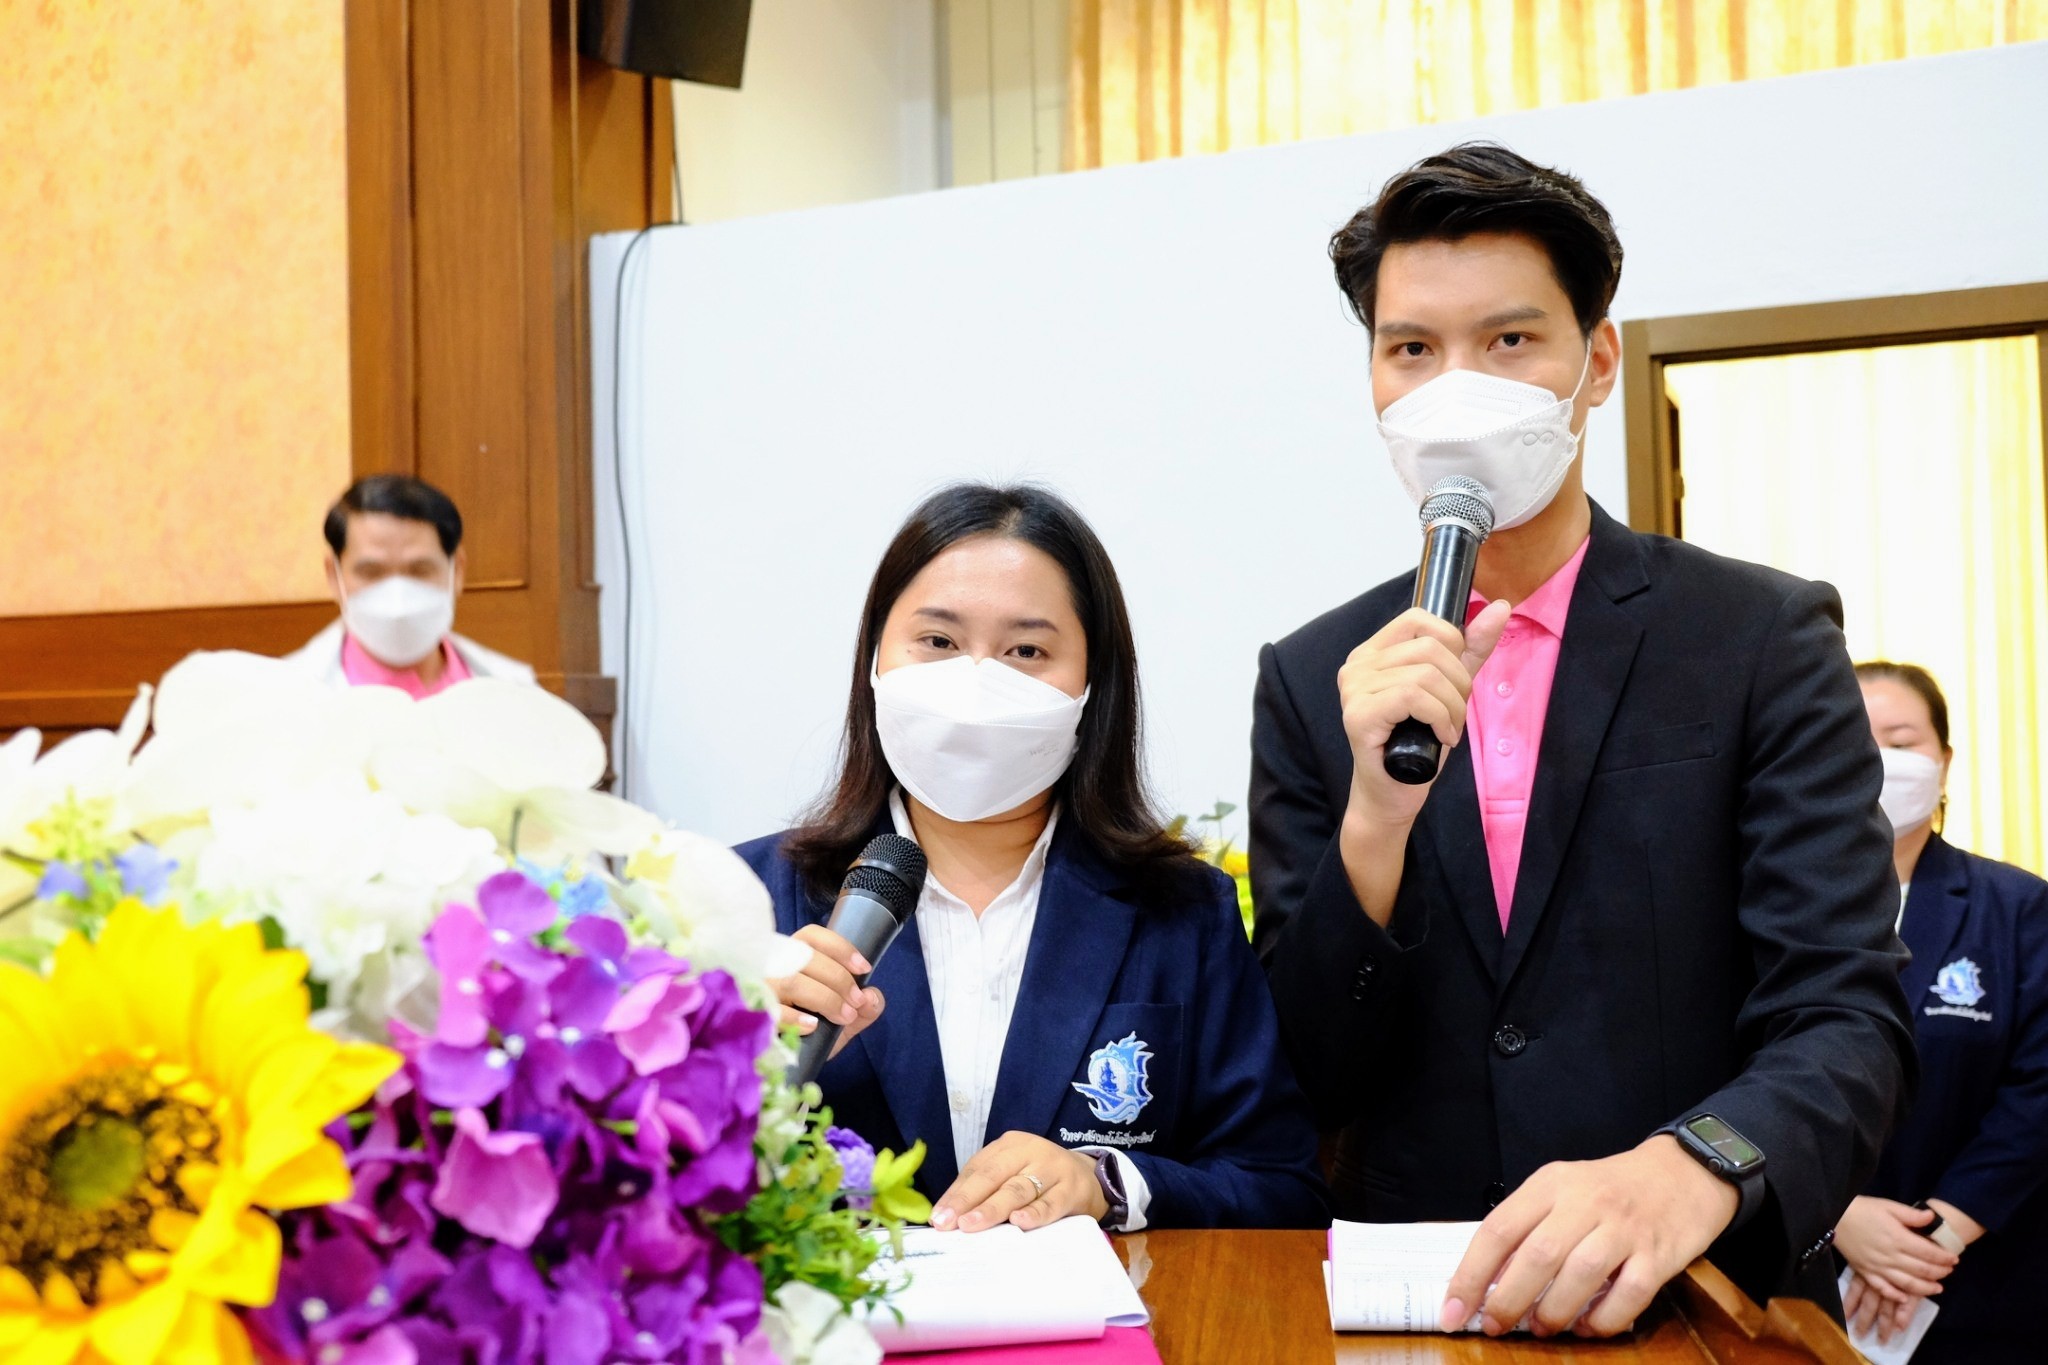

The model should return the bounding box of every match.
[885,1326,1161,1364]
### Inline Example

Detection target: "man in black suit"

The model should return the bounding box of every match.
[1252,143,1913,1336]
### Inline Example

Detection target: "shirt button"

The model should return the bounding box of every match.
[1493,1025,1529,1057]
[949,1090,970,1114]
[1495,680,1513,697]
[1495,738,1514,756]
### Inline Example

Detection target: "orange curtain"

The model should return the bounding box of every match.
[1068,0,2048,170]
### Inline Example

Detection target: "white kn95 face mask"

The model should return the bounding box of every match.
[1878,747,1943,837]
[343,574,455,668]
[1377,348,1592,531]
[872,655,1090,822]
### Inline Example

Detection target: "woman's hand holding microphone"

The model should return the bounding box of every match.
[767,924,888,1057]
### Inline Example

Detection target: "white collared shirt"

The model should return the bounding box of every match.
[889,791,1151,1229]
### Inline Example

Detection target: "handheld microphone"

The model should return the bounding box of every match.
[792,832,927,1086]
[1383,475,1496,785]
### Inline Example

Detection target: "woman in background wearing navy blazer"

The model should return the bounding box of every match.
[1835,662,2048,1363]
[737,483,1326,1234]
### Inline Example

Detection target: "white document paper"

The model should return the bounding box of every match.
[1837,1269,1939,1365]
[1325,1221,1479,1332]
[862,1216,1150,1354]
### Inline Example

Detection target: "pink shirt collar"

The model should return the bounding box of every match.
[340,631,473,699]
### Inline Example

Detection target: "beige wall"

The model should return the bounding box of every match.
[0,2,351,618]
[673,0,940,222]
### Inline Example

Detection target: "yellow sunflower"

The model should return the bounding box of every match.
[0,901,399,1365]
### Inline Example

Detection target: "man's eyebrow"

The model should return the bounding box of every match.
[1478,306,1549,329]
[1377,307,1551,340]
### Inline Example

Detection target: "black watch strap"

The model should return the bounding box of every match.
[1659,1115,1766,1229]
[1093,1150,1129,1229]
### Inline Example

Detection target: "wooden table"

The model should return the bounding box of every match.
[1112,1231,1863,1365]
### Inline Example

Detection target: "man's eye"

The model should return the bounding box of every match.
[1498,333,1527,348]
[1397,342,1427,358]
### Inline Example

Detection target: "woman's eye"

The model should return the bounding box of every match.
[919,634,955,651]
[1012,644,1044,661]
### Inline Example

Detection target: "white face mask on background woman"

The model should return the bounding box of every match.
[1877,747,1943,837]
[872,655,1090,822]
[343,574,456,668]
[1377,346,1592,530]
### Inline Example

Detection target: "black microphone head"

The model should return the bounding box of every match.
[1418,475,1495,539]
[843,833,926,924]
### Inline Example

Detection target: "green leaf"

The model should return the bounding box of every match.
[0,937,54,970]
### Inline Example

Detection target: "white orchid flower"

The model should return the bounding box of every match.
[760,1282,883,1365]
[368,678,659,860]
[124,651,411,828]
[616,829,810,988]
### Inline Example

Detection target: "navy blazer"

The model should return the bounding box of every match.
[736,822,1328,1229]
[1863,835,2048,1355]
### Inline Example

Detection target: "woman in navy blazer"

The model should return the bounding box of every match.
[1836,663,2048,1363]
[737,482,1325,1233]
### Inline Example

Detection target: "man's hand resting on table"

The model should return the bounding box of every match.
[1441,1134,1740,1337]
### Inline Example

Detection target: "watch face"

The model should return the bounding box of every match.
[1686,1115,1762,1169]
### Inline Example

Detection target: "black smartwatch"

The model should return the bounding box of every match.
[1092,1151,1130,1229]
[1659,1113,1766,1228]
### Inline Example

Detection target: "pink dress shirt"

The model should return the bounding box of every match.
[340,632,473,700]
[1464,536,1590,929]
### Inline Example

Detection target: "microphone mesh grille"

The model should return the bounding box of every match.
[848,833,927,920]
[1418,475,1495,538]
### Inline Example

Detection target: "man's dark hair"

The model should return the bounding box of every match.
[1855,661,1952,752]
[784,482,1198,903]
[323,475,464,558]
[1330,142,1623,336]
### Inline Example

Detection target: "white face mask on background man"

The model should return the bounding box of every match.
[1877,747,1944,837]
[343,574,456,668]
[1376,347,1592,530]
[872,655,1090,822]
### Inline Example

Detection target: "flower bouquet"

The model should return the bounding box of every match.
[0,653,926,1365]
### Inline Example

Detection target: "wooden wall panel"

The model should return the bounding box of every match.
[412,3,532,590]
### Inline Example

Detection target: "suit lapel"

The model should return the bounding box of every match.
[983,832,1137,1146]
[1424,737,1504,978]
[1498,506,1648,989]
[1899,835,1969,1009]
[850,910,960,1189]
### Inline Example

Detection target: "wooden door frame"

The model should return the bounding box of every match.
[1621,283,2048,535]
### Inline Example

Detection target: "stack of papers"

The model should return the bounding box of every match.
[1325,1220,1481,1332]
[863,1216,1151,1354]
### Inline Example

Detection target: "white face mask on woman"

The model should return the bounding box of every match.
[1376,347,1592,530]
[1878,747,1943,837]
[872,655,1090,822]
[343,574,455,668]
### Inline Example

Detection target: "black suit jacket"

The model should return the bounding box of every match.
[1251,499,1915,1307]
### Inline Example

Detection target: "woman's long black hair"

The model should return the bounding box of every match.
[783,482,1196,901]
